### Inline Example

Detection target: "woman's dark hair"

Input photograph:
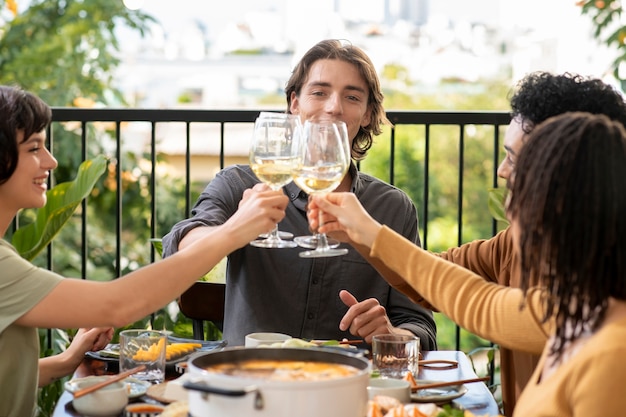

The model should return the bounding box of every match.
[0,85,52,185]
[284,39,390,161]
[507,112,626,361]
[509,71,626,133]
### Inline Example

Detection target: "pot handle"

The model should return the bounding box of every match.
[183,381,259,397]
[183,381,264,410]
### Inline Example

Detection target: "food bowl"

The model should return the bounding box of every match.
[64,376,129,416]
[124,402,165,417]
[244,332,291,347]
[367,377,411,403]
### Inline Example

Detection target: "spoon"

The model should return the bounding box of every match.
[72,365,146,399]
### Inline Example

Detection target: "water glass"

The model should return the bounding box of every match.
[119,329,167,383]
[372,334,420,379]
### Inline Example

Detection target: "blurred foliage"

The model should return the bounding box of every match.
[0,0,155,106]
[577,0,626,81]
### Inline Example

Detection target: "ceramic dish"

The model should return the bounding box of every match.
[86,338,227,367]
[124,402,165,417]
[411,380,468,404]
[125,377,151,399]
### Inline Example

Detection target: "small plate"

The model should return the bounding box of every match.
[86,338,227,366]
[125,377,151,399]
[411,380,468,404]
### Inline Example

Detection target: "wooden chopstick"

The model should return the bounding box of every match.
[418,359,458,365]
[73,365,146,399]
[411,376,490,392]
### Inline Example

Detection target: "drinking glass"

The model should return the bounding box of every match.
[293,119,350,258]
[249,112,301,248]
[119,329,167,383]
[372,334,420,379]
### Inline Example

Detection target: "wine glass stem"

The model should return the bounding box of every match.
[266,224,281,242]
[315,210,331,250]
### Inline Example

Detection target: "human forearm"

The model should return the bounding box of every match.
[18,190,287,329]
[371,226,550,354]
[38,352,80,387]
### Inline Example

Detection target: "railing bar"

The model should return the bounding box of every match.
[150,122,157,262]
[81,121,88,279]
[219,122,225,169]
[423,124,430,250]
[185,122,192,217]
[115,122,122,278]
[46,124,54,272]
[455,124,466,352]
[389,126,396,185]
[51,109,511,125]
[492,124,502,237]
[387,111,510,125]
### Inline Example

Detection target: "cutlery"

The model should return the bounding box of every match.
[411,376,490,392]
[418,359,458,369]
[310,339,363,345]
[72,365,146,399]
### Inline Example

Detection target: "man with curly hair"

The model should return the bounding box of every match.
[403,71,626,415]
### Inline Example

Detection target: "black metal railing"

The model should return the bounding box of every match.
[45,108,511,350]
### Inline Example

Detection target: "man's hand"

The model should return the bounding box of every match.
[338,290,394,343]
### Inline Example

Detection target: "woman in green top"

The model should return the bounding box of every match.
[0,85,288,417]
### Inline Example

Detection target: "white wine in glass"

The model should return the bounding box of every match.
[249,112,301,248]
[293,119,350,258]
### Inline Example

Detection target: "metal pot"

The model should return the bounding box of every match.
[184,347,371,417]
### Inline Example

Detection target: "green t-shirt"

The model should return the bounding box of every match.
[0,240,63,417]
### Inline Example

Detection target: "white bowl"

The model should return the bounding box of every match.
[244,332,291,347]
[65,376,129,416]
[367,377,411,403]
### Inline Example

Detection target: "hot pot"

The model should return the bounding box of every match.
[184,347,370,417]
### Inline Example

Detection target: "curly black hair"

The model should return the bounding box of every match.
[507,112,626,362]
[508,71,626,133]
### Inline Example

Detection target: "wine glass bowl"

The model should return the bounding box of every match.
[293,119,350,258]
[249,112,301,248]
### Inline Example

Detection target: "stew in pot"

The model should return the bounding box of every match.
[203,359,359,381]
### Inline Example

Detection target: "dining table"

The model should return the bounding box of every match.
[53,349,501,416]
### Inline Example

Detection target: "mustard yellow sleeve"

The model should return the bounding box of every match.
[370,226,551,354]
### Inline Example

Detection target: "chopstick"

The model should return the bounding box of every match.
[310,339,363,345]
[411,376,490,392]
[72,365,146,399]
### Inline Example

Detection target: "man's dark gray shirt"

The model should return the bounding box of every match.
[162,164,437,349]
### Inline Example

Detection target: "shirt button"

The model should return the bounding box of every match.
[312,279,318,284]
[307,313,315,319]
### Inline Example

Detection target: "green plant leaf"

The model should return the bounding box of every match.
[487,187,509,225]
[11,155,108,261]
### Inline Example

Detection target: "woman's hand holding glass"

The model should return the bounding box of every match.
[307,192,382,250]
[293,119,351,258]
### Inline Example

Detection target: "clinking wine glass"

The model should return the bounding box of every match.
[249,112,301,248]
[293,119,350,258]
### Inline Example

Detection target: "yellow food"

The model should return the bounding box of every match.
[131,340,201,362]
[203,359,359,381]
[165,343,202,361]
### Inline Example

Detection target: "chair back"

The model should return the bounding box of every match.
[178,281,226,340]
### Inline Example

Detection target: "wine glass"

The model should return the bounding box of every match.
[249,112,301,248]
[293,119,351,258]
